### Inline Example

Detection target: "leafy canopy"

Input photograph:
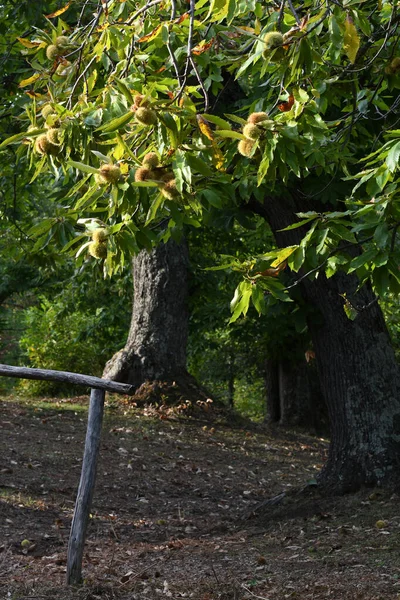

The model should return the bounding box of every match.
[2,0,400,320]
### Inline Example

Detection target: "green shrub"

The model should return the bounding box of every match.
[18,278,130,395]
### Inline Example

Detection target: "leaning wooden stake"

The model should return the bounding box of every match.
[67,388,105,585]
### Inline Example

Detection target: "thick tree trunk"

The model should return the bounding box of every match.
[250,194,400,491]
[103,238,208,404]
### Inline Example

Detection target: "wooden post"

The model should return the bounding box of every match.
[67,388,105,585]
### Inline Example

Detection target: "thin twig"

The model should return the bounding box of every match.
[190,57,209,111]
[175,0,196,102]
[77,0,92,28]
[67,55,97,109]
[277,0,285,29]
[125,0,164,25]
[287,0,300,24]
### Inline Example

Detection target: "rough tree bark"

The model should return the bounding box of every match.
[250,193,400,492]
[103,237,208,405]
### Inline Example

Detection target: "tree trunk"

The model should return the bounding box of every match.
[250,194,400,491]
[279,358,312,427]
[264,355,327,433]
[103,238,208,405]
[227,349,235,408]
[264,357,280,423]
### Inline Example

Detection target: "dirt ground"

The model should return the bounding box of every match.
[1,395,400,600]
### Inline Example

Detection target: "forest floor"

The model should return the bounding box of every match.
[1,395,400,600]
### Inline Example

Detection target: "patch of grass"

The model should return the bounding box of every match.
[1,394,88,414]
[0,488,46,510]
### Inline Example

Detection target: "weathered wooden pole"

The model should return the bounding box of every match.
[66,388,106,585]
[0,364,134,585]
[0,364,134,395]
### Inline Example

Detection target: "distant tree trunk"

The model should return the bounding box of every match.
[279,358,310,426]
[227,349,235,408]
[249,192,400,492]
[264,355,327,433]
[264,357,280,423]
[103,238,208,405]
[278,357,327,433]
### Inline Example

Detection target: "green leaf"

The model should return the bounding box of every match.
[0,128,45,148]
[373,266,389,296]
[29,156,47,184]
[131,181,159,187]
[271,245,298,266]
[251,285,265,315]
[95,111,135,133]
[343,16,360,64]
[288,245,305,272]
[202,189,222,208]
[229,280,253,323]
[68,160,100,175]
[113,77,134,105]
[61,234,88,252]
[257,154,269,186]
[225,114,247,126]
[264,278,292,301]
[279,215,319,231]
[348,247,378,272]
[27,218,56,237]
[374,223,389,249]
[343,300,358,320]
[215,130,246,140]
[386,141,400,173]
[202,114,232,130]
[186,155,214,177]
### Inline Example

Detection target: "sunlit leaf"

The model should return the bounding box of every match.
[344,16,360,64]
[197,115,214,141]
[19,73,41,88]
[17,38,43,48]
[45,2,71,18]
